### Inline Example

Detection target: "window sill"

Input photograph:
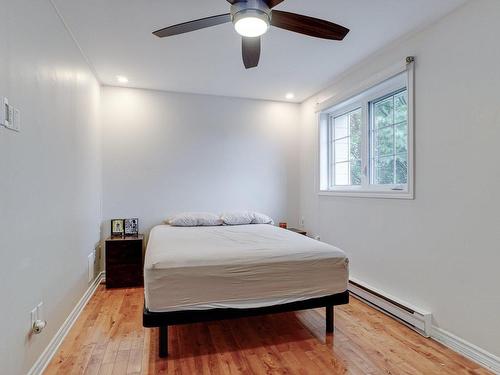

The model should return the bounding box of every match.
[318,189,414,200]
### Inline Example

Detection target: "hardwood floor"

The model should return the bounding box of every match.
[45,284,492,375]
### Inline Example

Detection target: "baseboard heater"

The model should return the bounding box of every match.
[348,279,432,337]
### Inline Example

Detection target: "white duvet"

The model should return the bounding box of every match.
[144,224,349,312]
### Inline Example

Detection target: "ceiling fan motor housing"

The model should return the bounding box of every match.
[230,0,272,25]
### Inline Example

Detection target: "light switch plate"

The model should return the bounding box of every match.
[1,99,21,132]
[1,97,8,127]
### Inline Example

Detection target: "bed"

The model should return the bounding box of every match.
[143,223,349,357]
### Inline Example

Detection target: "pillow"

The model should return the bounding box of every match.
[251,212,274,225]
[220,211,254,225]
[167,212,222,227]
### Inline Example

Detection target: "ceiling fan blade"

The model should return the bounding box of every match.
[153,13,231,38]
[263,0,285,8]
[270,11,349,40]
[242,36,261,69]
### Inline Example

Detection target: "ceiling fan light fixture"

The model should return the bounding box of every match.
[233,10,270,38]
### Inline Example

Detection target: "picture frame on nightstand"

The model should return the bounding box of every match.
[111,219,124,237]
[124,218,139,236]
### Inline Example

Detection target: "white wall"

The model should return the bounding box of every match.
[101,86,300,239]
[2,0,498,372]
[0,1,102,374]
[299,0,500,358]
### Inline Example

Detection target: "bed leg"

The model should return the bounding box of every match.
[159,326,168,358]
[326,305,334,333]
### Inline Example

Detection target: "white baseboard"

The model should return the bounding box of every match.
[27,271,105,375]
[348,278,499,374]
[431,326,500,374]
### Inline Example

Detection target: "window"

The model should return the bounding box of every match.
[319,69,413,198]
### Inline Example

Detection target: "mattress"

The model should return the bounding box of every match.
[144,224,348,312]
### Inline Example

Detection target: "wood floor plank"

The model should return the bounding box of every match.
[45,285,494,375]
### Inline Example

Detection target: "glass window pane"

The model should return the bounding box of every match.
[373,97,393,129]
[395,122,408,154]
[396,154,408,184]
[334,162,349,186]
[394,90,408,124]
[375,126,394,158]
[334,114,348,139]
[334,138,349,162]
[351,159,362,185]
[375,156,394,185]
[350,109,362,136]
[331,107,362,188]
[350,109,362,160]
[369,88,409,186]
[350,135,361,160]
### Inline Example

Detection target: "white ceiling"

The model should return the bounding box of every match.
[53,0,466,102]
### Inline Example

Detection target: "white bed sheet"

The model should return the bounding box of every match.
[144,224,348,312]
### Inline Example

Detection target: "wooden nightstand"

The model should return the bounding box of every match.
[287,228,307,236]
[105,235,144,288]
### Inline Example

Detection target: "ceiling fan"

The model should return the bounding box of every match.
[152,0,349,69]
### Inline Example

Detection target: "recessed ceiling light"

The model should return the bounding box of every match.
[285,92,295,100]
[116,75,129,84]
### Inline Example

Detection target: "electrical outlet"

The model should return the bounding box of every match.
[30,301,46,335]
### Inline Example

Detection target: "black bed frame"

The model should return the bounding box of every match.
[143,290,349,357]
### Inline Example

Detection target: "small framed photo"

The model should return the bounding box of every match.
[124,218,139,236]
[111,219,124,237]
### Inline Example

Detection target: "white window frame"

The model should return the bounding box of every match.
[317,59,414,199]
